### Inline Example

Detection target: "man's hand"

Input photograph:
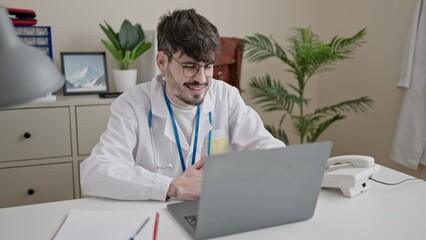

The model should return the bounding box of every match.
[167,156,207,201]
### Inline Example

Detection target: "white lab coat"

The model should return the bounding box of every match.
[391,0,426,169]
[80,75,285,201]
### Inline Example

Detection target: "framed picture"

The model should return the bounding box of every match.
[61,52,109,95]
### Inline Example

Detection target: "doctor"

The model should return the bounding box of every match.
[80,8,285,202]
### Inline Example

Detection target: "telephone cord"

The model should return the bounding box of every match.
[369,177,426,186]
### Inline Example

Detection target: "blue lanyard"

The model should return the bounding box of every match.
[162,85,212,172]
[147,109,212,169]
[208,112,212,156]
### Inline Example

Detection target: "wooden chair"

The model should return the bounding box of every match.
[213,37,243,91]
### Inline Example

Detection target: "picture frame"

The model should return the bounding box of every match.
[60,52,109,95]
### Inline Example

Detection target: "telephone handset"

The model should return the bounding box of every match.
[326,155,374,169]
[322,155,380,198]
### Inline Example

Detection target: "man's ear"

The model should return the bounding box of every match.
[156,51,168,72]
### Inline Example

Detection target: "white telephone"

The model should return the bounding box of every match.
[322,155,380,197]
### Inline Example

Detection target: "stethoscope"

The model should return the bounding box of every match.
[148,84,212,172]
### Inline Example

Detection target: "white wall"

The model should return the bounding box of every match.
[3,0,319,92]
[317,0,426,178]
[3,0,424,177]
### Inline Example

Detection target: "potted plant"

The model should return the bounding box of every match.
[243,27,373,144]
[100,20,152,92]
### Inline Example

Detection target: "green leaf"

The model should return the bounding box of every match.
[243,33,293,66]
[265,125,289,145]
[292,115,312,143]
[249,75,308,113]
[314,96,373,115]
[306,114,346,142]
[131,42,152,61]
[101,39,122,61]
[135,23,145,42]
[287,83,302,95]
[119,20,142,50]
[99,21,121,51]
[329,28,367,60]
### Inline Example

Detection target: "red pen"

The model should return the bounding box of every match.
[153,212,160,240]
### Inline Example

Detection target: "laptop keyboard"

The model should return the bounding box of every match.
[184,214,198,229]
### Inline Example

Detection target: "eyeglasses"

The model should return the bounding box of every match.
[167,53,214,78]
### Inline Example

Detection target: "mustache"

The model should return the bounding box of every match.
[184,82,208,86]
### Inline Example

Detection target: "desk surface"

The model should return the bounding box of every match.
[0,166,425,240]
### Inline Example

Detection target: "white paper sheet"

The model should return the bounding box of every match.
[53,209,158,240]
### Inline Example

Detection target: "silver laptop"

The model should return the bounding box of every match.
[167,142,332,239]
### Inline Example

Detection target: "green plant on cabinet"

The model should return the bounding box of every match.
[100,20,152,70]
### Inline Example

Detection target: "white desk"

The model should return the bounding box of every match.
[0,166,425,240]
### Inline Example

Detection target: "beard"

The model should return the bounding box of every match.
[165,68,210,106]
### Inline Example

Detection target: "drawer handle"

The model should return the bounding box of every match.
[23,132,31,139]
[27,188,35,195]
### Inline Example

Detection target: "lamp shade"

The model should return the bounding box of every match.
[0,7,64,108]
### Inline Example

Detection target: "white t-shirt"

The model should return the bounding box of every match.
[169,100,197,145]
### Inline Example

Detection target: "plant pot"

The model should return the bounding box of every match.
[113,69,137,93]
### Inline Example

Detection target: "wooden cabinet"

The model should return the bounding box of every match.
[0,96,113,208]
[0,107,71,162]
[0,163,74,208]
[75,105,111,156]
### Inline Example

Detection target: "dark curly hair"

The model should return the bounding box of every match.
[157,8,221,63]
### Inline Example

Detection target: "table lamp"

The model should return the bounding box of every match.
[0,7,64,109]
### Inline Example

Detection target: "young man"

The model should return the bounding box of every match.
[80,9,285,201]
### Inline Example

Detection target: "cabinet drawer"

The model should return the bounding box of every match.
[0,163,74,208]
[76,105,111,156]
[0,107,71,162]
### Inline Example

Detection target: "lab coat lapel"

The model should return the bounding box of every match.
[174,84,215,164]
[150,77,190,151]
[195,88,214,152]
